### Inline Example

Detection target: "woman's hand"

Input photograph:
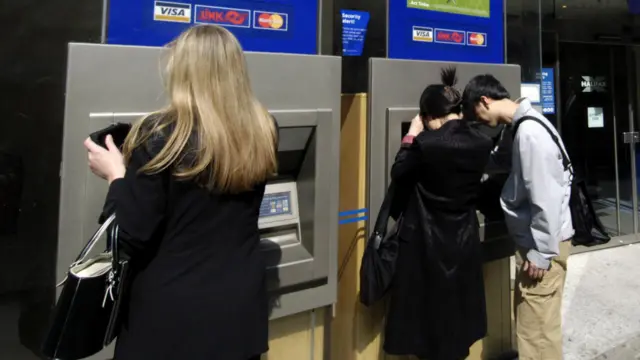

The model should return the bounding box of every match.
[407,114,424,136]
[84,135,126,184]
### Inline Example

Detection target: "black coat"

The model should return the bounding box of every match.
[383,120,493,360]
[102,123,269,360]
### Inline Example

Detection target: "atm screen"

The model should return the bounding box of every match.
[259,192,293,218]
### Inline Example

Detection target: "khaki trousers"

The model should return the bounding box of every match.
[514,241,570,360]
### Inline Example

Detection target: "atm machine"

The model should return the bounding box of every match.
[367,58,521,259]
[57,44,340,359]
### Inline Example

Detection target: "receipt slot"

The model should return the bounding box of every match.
[367,58,521,259]
[57,44,341,344]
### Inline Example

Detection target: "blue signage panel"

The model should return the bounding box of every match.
[388,0,504,63]
[107,0,318,55]
[341,10,370,56]
[541,68,556,115]
[630,0,640,14]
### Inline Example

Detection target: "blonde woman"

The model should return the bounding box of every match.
[84,25,276,360]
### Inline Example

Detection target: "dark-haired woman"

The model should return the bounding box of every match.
[383,68,493,360]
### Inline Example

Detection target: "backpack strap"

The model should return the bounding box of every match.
[512,115,572,174]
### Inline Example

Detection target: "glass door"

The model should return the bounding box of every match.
[628,45,640,236]
[559,42,637,237]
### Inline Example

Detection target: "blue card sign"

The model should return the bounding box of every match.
[341,10,370,56]
[541,68,556,115]
[388,0,504,63]
[108,0,318,55]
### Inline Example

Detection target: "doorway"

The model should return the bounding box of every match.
[559,42,640,239]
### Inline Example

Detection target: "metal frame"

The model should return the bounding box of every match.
[58,45,341,334]
[610,49,622,235]
[503,0,507,62]
[630,46,640,233]
[552,31,562,135]
[101,0,108,43]
[366,57,521,238]
[317,0,324,55]
[620,46,640,235]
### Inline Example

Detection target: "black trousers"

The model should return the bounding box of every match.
[248,356,262,360]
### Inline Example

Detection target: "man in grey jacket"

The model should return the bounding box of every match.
[463,75,574,360]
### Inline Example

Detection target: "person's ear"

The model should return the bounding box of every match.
[480,96,490,110]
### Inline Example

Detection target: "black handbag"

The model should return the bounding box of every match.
[42,214,130,359]
[359,181,402,307]
[513,116,611,247]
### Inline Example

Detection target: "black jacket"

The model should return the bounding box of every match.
[102,118,269,360]
[384,120,493,360]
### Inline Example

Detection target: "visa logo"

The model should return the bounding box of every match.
[195,5,251,28]
[412,26,433,42]
[434,28,466,45]
[154,1,192,23]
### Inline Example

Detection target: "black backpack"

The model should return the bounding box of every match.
[512,116,610,247]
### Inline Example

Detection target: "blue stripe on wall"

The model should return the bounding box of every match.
[339,215,368,225]
[338,208,368,217]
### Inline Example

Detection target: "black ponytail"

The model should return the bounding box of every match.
[441,66,458,87]
[419,66,463,120]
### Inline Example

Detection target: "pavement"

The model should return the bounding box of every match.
[3,241,640,360]
[562,243,640,360]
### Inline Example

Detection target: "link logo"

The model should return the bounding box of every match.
[434,28,465,45]
[253,11,288,31]
[154,1,192,23]
[412,26,433,42]
[195,5,251,28]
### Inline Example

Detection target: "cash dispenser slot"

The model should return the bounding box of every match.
[257,110,331,295]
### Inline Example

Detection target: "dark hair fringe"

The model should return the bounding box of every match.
[440,66,458,87]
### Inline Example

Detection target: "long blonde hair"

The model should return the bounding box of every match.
[123,25,277,193]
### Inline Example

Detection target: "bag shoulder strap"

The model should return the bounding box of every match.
[512,115,572,173]
[372,181,396,236]
[72,214,116,266]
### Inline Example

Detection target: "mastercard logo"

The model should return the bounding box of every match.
[254,11,288,31]
[258,13,283,29]
[470,34,484,45]
[467,32,487,46]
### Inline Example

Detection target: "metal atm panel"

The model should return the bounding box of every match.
[78,110,329,291]
[386,107,419,184]
[58,45,340,350]
[367,58,521,251]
